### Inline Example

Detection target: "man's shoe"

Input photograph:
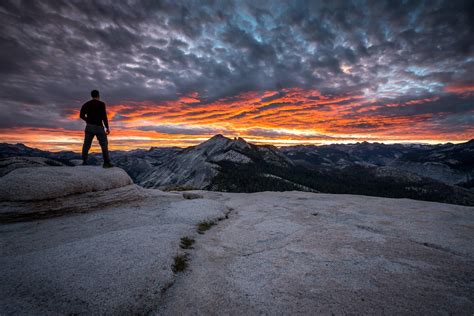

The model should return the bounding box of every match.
[82,160,88,166]
[103,162,114,168]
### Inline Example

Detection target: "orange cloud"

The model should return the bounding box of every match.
[444,83,474,95]
[1,89,472,151]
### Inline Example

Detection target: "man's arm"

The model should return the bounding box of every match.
[102,103,110,132]
[80,104,87,121]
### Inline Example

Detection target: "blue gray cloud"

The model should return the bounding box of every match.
[0,0,472,132]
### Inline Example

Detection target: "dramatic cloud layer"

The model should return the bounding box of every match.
[0,0,473,150]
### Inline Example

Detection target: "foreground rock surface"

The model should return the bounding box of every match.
[0,184,148,223]
[0,166,229,314]
[158,191,474,315]
[0,166,472,315]
[0,166,132,201]
[0,189,228,314]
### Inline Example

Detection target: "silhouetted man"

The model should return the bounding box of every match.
[80,90,114,168]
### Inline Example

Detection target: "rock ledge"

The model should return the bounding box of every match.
[0,166,133,201]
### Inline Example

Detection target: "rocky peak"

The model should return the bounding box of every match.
[194,134,253,156]
[194,134,232,155]
[231,136,251,150]
[199,134,230,147]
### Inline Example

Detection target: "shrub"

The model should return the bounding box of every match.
[180,236,195,249]
[197,220,215,234]
[172,254,188,273]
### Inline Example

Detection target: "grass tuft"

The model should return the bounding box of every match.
[163,185,196,192]
[197,220,215,234]
[180,236,195,249]
[172,254,188,273]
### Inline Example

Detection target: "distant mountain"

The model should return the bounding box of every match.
[1,136,473,206]
[0,156,64,177]
[391,139,474,185]
[138,134,299,191]
[0,143,92,165]
[281,140,474,187]
[111,147,182,183]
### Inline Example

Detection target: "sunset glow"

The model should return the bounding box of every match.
[0,1,472,151]
[1,86,472,151]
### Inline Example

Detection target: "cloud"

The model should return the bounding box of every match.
[138,124,223,135]
[242,127,336,140]
[0,0,473,149]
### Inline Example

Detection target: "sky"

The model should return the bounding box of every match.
[0,0,473,151]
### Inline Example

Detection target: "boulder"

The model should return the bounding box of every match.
[0,166,133,201]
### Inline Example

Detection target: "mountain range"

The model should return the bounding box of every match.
[1,135,473,206]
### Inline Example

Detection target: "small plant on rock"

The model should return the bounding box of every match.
[197,220,215,234]
[172,254,188,273]
[163,185,196,192]
[180,236,195,249]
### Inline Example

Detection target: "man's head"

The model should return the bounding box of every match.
[91,90,100,99]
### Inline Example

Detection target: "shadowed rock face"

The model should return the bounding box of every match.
[0,166,133,202]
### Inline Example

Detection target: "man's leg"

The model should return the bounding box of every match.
[82,131,94,164]
[96,131,111,164]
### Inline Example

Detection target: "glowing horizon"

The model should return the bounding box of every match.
[1,86,472,152]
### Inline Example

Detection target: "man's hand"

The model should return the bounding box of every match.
[105,128,110,135]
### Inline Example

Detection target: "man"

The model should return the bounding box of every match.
[80,90,114,168]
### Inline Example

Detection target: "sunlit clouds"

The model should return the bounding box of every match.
[0,1,472,150]
[1,86,472,151]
